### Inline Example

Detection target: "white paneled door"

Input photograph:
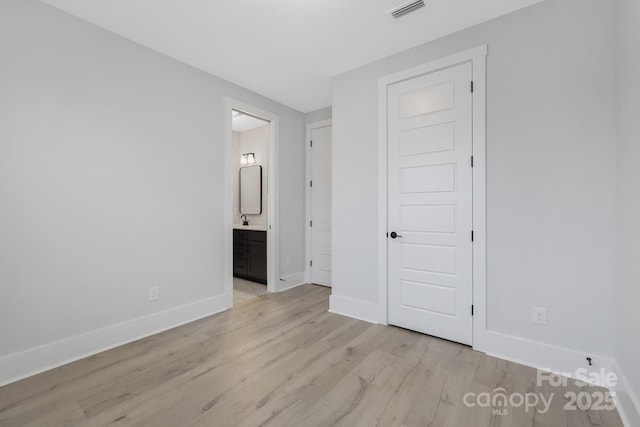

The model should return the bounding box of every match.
[387,62,473,345]
[310,125,332,286]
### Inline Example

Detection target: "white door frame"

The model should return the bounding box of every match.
[377,45,487,350]
[304,119,332,284]
[224,98,280,303]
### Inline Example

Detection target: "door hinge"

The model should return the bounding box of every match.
[310,260,313,267]
[471,81,474,93]
[471,230,474,242]
[310,180,313,187]
[471,155,474,168]
[471,305,474,316]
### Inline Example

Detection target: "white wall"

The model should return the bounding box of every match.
[232,126,269,227]
[305,107,332,124]
[232,131,242,224]
[332,0,616,362]
[0,0,305,385]
[615,0,640,422]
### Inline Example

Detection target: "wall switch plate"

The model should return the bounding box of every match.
[532,307,547,325]
[149,286,159,301]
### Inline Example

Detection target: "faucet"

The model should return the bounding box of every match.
[241,215,249,226]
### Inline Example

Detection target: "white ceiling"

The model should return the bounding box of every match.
[41,0,543,113]
[232,111,268,133]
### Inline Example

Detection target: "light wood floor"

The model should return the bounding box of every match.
[0,285,623,427]
[233,277,268,305]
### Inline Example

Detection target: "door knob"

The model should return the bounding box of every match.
[390,231,402,239]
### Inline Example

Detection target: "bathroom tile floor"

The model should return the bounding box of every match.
[233,277,268,304]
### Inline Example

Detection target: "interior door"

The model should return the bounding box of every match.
[310,125,332,286]
[387,62,473,345]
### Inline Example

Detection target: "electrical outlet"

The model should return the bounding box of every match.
[532,307,547,325]
[149,286,159,301]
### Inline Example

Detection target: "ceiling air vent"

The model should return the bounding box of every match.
[388,0,426,18]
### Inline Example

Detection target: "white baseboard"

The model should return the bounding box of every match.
[329,294,384,324]
[0,293,231,387]
[612,361,640,427]
[481,331,640,426]
[276,271,306,292]
[326,297,617,384]
[480,330,614,377]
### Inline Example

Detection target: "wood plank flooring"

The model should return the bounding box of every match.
[0,285,623,427]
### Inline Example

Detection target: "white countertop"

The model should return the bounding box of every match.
[233,224,267,231]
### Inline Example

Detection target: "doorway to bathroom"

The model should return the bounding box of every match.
[225,99,279,306]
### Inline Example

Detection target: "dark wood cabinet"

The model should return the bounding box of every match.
[233,229,267,284]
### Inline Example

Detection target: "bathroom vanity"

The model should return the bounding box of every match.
[233,228,267,284]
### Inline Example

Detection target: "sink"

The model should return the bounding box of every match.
[233,224,268,231]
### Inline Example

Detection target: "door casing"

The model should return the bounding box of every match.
[377,45,488,351]
[224,98,280,304]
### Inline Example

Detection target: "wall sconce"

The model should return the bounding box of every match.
[240,153,255,165]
